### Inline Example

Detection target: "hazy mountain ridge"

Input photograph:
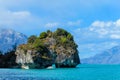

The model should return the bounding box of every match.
[0,29,27,53]
[81,46,120,64]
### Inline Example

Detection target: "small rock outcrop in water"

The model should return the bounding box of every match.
[15,28,80,69]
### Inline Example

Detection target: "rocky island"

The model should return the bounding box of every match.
[0,28,80,69]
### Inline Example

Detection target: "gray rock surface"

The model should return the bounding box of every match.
[15,47,55,69]
[55,46,80,68]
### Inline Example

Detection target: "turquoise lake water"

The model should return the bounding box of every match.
[0,64,120,80]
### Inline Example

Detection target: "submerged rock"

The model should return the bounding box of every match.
[21,65,29,69]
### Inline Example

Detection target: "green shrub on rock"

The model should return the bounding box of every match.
[28,35,37,44]
[39,32,47,39]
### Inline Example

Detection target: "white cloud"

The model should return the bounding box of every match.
[89,19,120,39]
[12,11,31,18]
[0,0,40,31]
[91,21,113,28]
[44,20,81,29]
[110,34,120,39]
[45,22,59,28]
[67,20,81,26]
[115,19,120,27]
[0,9,36,29]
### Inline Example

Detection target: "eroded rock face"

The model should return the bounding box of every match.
[54,46,80,68]
[15,48,55,69]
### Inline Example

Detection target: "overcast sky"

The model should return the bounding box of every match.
[0,0,120,58]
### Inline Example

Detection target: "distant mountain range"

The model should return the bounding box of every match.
[0,29,27,53]
[81,46,120,64]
